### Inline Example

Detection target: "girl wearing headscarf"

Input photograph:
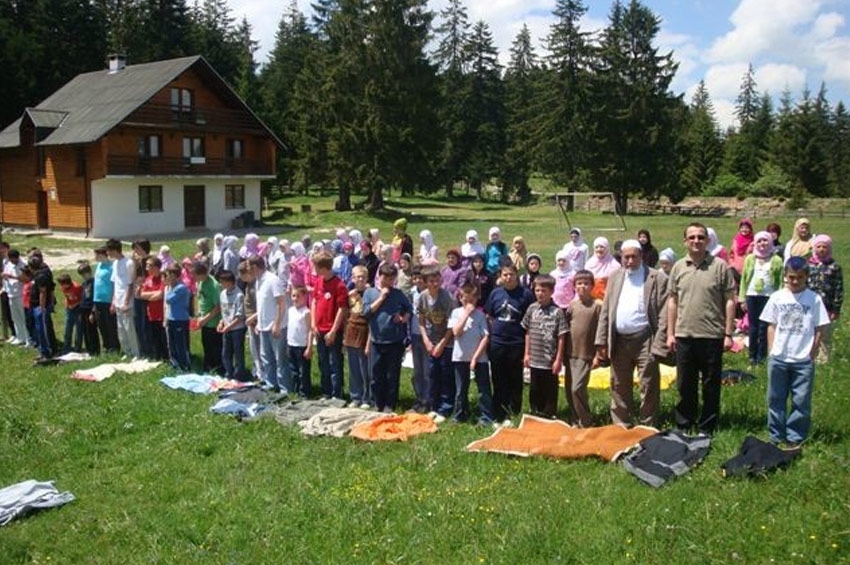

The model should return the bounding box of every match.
[461,230,485,262]
[509,236,527,273]
[392,218,414,262]
[335,228,351,244]
[419,229,439,263]
[706,228,728,262]
[266,237,282,273]
[784,218,814,262]
[551,249,576,309]
[441,249,467,299]
[562,228,588,271]
[289,242,311,289]
[359,241,380,283]
[636,229,658,268]
[485,226,509,276]
[349,229,363,249]
[808,234,843,363]
[585,237,621,300]
[158,245,175,269]
[239,233,260,259]
[368,228,384,257]
[333,241,355,285]
[221,236,240,274]
[739,231,783,367]
[210,233,225,275]
[194,238,211,269]
[729,218,754,275]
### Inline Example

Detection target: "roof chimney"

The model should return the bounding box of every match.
[107,53,127,74]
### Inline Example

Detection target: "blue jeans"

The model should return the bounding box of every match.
[62,306,83,353]
[410,333,430,410]
[259,330,290,393]
[746,295,769,364]
[347,346,371,404]
[222,328,246,380]
[166,320,191,370]
[370,341,405,411]
[317,331,344,398]
[453,361,493,423]
[288,345,312,397]
[767,357,815,443]
[427,347,455,416]
[33,305,55,358]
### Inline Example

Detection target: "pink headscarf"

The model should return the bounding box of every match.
[585,237,621,279]
[809,234,832,264]
[732,218,754,257]
[752,231,774,259]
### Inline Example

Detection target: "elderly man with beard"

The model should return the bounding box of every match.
[595,239,670,426]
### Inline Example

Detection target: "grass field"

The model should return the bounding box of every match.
[1,195,848,564]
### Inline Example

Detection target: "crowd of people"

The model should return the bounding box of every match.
[0,215,842,445]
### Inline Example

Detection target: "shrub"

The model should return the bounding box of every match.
[702,172,748,196]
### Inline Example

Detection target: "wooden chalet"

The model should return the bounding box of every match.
[0,55,282,238]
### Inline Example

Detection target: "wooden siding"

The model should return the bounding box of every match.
[0,145,39,226]
[39,145,89,230]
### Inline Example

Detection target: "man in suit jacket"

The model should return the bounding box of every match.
[595,239,669,426]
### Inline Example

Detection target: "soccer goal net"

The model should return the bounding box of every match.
[552,192,627,232]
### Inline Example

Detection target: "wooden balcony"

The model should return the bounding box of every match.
[122,104,266,135]
[106,155,274,177]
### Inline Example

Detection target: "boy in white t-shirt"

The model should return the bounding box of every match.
[287,286,313,397]
[449,282,493,425]
[760,256,830,447]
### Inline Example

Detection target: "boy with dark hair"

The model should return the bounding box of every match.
[2,248,29,346]
[287,286,313,396]
[138,257,167,361]
[449,282,493,424]
[522,274,568,419]
[409,265,430,412]
[106,238,140,358]
[217,270,246,381]
[76,262,100,356]
[418,265,456,422]
[57,273,84,354]
[92,247,119,354]
[164,263,191,371]
[565,270,601,427]
[28,255,56,361]
[760,257,830,447]
[0,241,13,341]
[311,251,348,399]
[239,260,263,381]
[192,261,222,374]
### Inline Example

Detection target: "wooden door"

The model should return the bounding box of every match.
[183,185,205,228]
[36,190,48,229]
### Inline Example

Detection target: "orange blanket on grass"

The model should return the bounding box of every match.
[350,413,438,441]
[466,415,657,462]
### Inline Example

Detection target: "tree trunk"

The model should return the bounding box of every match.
[614,191,628,215]
[336,184,352,211]
[369,185,384,210]
[446,179,454,199]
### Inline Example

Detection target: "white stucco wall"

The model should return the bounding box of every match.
[90,177,262,238]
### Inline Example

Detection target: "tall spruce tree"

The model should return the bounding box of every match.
[190,0,242,84]
[534,0,593,186]
[128,0,193,62]
[681,80,723,196]
[724,64,769,182]
[591,0,679,213]
[503,24,539,202]
[830,101,850,196]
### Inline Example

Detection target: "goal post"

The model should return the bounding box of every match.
[553,192,627,232]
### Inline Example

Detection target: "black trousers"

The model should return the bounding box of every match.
[94,302,120,353]
[1,292,14,337]
[675,337,723,434]
[489,343,525,421]
[201,326,223,374]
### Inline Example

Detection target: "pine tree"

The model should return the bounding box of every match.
[680,80,723,196]
[829,101,850,196]
[129,0,193,62]
[463,20,505,200]
[190,0,242,84]
[534,0,593,186]
[736,64,759,126]
[591,0,679,213]
[232,17,259,108]
[503,24,539,202]
[724,65,771,182]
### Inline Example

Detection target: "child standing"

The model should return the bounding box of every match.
[418,266,456,422]
[57,274,84,354]
[217,270,247,381]
[565,270,602,427]
[1,249,29,346]
[287,286,313,397]
[409,265,430,413]
[92,247,119,354]
[164,264,191,371]
[193,261,222,374]
[760,256,830,447]
[807,234,843,364]
[76,262,100,356]
[449,282,493,425]
[138,257,168,361]
[239,261,263,381]
[311,251,349,399]
[520,253,541,289]
[522,274,568,419]
[344,265,371,408]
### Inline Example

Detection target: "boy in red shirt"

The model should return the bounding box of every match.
[310,251,349,399]
[139,256,168,361]
[57,273,84,354]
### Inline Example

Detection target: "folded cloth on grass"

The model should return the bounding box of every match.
[622,430,711,487]
[586,364,677,391]
[350,413,438,442]
[721,436,801,478]
[274,397,348,426]
[160,374,252,394]
[0,480,75,526]
[71,360,162,382]
[298,407,383,438]
[54,352,92,363]
[466,415,657,462]
[210,398,267,419]
[210,390,289,420]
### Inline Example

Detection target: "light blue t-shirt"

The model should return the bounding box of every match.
[449,306,489,363]
[93,261,114,304]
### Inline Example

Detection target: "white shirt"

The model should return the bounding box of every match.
[255,271,285,332]
[760,287,829,362]
[746,259,775,296]
[2,259,22,297]
[615,268,650,334]
[286,305,311,347]
[110,256,135,308]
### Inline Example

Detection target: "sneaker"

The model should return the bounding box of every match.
[500,419,513,428]
[427,411,439,420]
[346,400,360,408]
[433,414,447,424]
[381,407,395,414]
[359,403,371,410]
[7,338,20,345]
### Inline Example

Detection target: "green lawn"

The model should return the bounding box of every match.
[1,195,848,563]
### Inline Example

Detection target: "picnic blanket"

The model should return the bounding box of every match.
[54,352,92,363]
[721,436,801,478]
[274,397,348,426]
[622,430,711,487]
[585,364,678,390]
[350,413,438,442]
[0,480,75,527]
[466,415,657,462]
[160,374,252,394]
[298,407,383,438]
[71,360,162,382]
[210,389,289,420]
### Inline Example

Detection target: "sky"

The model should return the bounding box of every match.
[228,0,850,130]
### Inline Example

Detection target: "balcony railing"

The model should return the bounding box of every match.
[122,104,266,134]
[107,155,274,176]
